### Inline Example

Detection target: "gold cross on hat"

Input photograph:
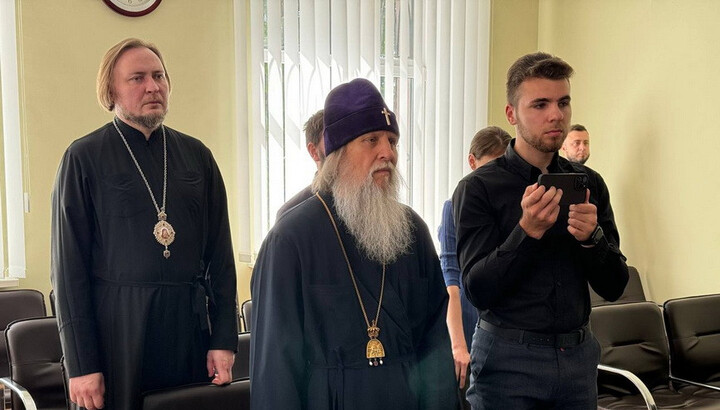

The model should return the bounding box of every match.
[381,107,392,125]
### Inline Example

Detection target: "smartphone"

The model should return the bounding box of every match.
[537,173,588,206]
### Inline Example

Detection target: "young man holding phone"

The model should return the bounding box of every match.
[452,52,629,409]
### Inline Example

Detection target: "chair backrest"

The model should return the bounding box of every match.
[590,302,670,393]
[241,300,252,332]
[5,317,66,410]
[142,378,250,410]
[233,332,250,380]
[590,265,646,306]
[663,294,720,386]
[48,289,57,316]
[0,290,47,378]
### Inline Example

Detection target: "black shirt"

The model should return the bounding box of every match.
[452,139,628,333]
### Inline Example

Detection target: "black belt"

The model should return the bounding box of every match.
[479,320,588,348]
[94,276,213,331]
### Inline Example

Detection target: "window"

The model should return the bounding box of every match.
[242,0,490,254]
[0,0,26,281]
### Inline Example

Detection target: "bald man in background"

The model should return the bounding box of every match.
[561,124,590,164]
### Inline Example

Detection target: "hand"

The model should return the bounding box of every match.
[452,345,471,388]
[519,183,562,239]
[207,349,235,385]
[568,189,598,242]
[69,372,105,410]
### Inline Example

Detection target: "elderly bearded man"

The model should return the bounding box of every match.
[250,78,457,410]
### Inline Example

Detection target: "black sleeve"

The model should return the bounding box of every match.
[51,148,103,377]
[249,232,307,408]
[412,217,459,410]
[203,153,239,350]
[453,178,542,310]
[580,171,629,301]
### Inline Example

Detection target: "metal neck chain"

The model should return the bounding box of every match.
[315,193,385,330]
[113,118,167,216]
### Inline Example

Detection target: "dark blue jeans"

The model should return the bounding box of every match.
[466,324,600,409]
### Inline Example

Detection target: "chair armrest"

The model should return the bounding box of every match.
[0,377,39,410]
[670,376,720,392]
[597,364,657,410]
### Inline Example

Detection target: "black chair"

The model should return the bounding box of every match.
[48,290,57,317]
[0,317,66,410]
[142,378,250,410]
[590,265,646,306]
[241,300,252,332]
[664,294,720,391]
[233,332,251,380]
[590,302,720,409]
[0,290,47,378]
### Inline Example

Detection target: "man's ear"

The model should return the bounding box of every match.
[468,154,477,171]
[307,143,321,162]
[505,104,517,125]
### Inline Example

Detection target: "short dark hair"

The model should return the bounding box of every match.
[506,52,574,106]
[569,124,587,132]
[303,110,324,146]
[469,126,512,159]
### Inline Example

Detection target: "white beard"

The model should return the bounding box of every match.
[332,161,413,264]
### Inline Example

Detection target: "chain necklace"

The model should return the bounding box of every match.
[113,118,175,259]
[316,193,386,366]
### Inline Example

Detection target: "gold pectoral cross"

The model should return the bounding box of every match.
[366,322,385,366]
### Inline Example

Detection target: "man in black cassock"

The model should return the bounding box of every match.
[51,38,237,410]
[250,78,458,410]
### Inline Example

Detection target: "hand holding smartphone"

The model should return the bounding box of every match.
[537,173,588,207]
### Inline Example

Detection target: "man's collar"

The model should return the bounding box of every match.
[504,139,565,182]
[113,117,163,143]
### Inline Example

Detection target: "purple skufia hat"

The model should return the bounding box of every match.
[323,78,399,155]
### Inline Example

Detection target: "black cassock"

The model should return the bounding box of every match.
[51,119,237,409]
[250,193,458,410]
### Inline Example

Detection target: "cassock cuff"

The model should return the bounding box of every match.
[210,333,240,353]
[59,321,102,378]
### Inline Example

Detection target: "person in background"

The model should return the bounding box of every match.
[453,52,628,409]
[251,78,457,410]
[561,123,590,164]
[438,125,511,409]
[276,109,325,219]
[52,38,237,410]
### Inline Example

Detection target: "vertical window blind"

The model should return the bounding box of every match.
[242,0,490,254]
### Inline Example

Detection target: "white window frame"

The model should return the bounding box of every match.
[1,0,26,283]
